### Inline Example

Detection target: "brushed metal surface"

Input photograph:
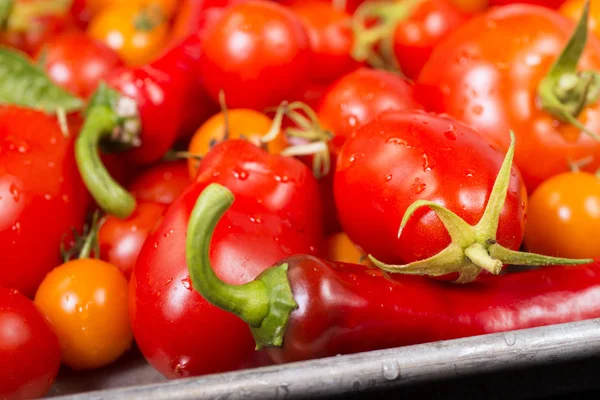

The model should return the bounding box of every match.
[48,318,600,400]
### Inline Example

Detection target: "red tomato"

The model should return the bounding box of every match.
[489,0,566,8]
[288,0,361,84]
[393,0,469,80]
[99,202,166,279]
[0,288,60,400]
[199,0,312,110]
[37,32,124,98]
[417,4,600,192]
[334,110,526,267]
[128,160,191,205]
[318,68,424,140]
[0,106,89,296]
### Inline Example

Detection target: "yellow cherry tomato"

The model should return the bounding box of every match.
[86,0,178,18]
[34,259,132,370]
[524,171,600,259]
[87,4,168,66]
[560,0,600,38]
[187,109,289,179]
[324,232,373,266]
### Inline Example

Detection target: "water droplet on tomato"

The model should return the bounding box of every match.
[44,194,52,201]
[233,169,248,180]
[172,356,191,378]
[411,182,426,194]
[11,222,20,234]
[385,174,392,182]
[164,278,172,286]
[181,277,192,290]
[387,137,408,146]
[153,241,159,249]
[348,115,358,127]
[444,125,457,140]
[422,153,435,172]
[510,169,516,177]
[9,184,19,201]
[249,215,262,224]
[465,169,475,178]
[163,229,174,238]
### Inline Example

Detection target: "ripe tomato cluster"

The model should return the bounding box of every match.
[2,0,600,398]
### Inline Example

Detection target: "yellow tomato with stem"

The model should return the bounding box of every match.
[86,0,178,18]
[87,3,168,66]
[324,232,373,266]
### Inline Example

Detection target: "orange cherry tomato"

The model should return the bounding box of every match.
[187,109,288,179]
[87,4,168,66]
[324,232,373,266]
[34,259,132,370]
[86,0,178,18]
[560,0,600,38]
[525,171,600,259]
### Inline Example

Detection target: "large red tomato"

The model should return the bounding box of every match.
[199,0,312,110]
[417,4,600,192]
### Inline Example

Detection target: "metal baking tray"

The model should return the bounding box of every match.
[48,317,600,399]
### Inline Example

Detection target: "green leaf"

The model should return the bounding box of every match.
[0,47,84,114]
[0,0,13,30]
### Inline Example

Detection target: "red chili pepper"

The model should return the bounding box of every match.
[184,182,597,365]
[75,31,216,219]
[130,165,321,378]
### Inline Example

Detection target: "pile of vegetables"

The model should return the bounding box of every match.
[2,0,600,397]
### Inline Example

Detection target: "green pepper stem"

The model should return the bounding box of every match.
[186,183,270,327]
[75,106,136,219]
[186,183,298,348]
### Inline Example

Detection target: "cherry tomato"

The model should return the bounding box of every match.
[525,171,600,259]
[393,0,470,80]
[0,14,72,57]
[129,160,191,205]
[36,32,124,98]
[34,259,133,370]
[171,0,248,43]
[334,110,527,267]
[324,232,372,266]
[86,0,178,17]
[561,0,600,38]
[199,0,312,110]
[87,4,168,66]
[489,0,566,8]
[0,288,60,400]
[448,0,488,12]
[99,202,166,279]
[0,106,89,297]
[187,109,288,179]
[288,0,361,84]
[318,68,424,140]
[417,4,600,192]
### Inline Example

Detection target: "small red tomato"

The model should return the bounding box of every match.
[489,0,566,8]
[0,288,61,400]
[37,32,124,98]
[129,160,191,205]
[318,68,423,140]
[199,0,312,110]
[393,0,469,80]
[289,0,361,84]
[99,202,166,279]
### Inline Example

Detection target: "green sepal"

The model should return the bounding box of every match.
[0,47,83,113]
[251,263,298,349]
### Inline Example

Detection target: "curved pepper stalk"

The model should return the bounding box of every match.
[75,83,140,219]
[185,183,297,349]
[369,132,593,283]
[538,0,600,141]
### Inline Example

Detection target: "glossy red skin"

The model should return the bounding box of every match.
[416,5,600,192]
[195,140,324,245]
[99,202,166,280]
[129,160,191,205]
[318,68,424,141]
[130,183,318,378]
[267,255,600,363]
[393,0,469,80]
[0,288,61,400]
[278,0,366,13]
[289,1,361,85]
[37,32,124,98]
[334,110,526,266]
[489,0,566,7]
[199,0,312,110]
[106,33,215,165]
[0,106,88,296]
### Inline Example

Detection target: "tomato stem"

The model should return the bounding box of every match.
[186,183,297,349]
[75,84,139,219]
[370,131,593,283]
[351,0,425,71]
[538,0,600,141]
